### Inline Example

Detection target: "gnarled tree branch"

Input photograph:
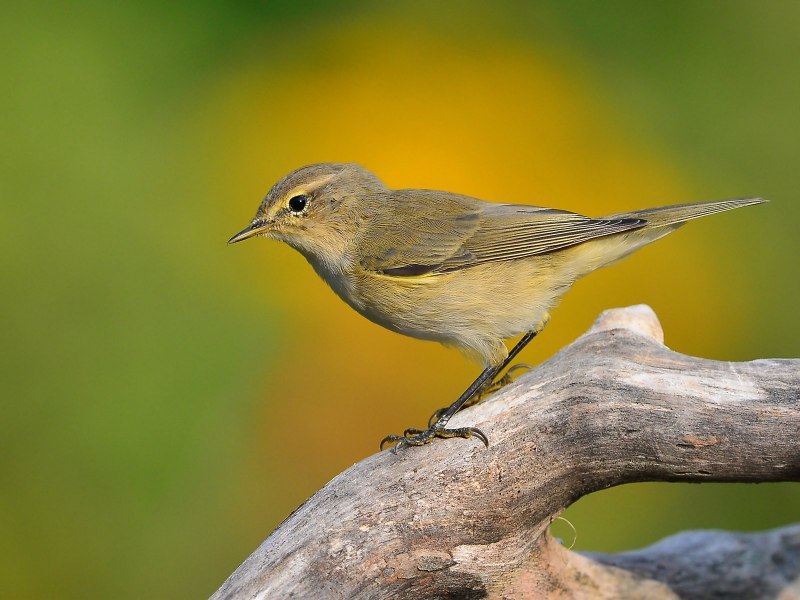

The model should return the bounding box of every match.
[213,305,800,599]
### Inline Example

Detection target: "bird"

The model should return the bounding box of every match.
[228,163,764,452]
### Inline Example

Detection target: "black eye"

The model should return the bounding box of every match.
[288,195,308,213]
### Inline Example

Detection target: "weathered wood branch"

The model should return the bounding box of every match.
[213,305,800,599]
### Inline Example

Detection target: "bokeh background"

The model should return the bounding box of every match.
[3,1,799,597]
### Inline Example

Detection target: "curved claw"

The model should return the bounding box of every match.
[391,439,409,455]
[380,434,402,451]
[379,425,489,454]
[469,427,489,447]
[404,427,424,437]
[436,426,489,447]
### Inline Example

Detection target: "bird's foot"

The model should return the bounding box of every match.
[380,426,488,454]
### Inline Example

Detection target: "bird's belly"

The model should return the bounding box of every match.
[343,258,575,365]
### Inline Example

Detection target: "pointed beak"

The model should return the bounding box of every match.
[227,221,270,245]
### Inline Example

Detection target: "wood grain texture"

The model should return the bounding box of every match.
[212,305,800,599]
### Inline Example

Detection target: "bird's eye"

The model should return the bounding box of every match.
[288,195,308,213]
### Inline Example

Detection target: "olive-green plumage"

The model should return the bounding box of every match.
[230,163,765,450]
[229,163,763,368]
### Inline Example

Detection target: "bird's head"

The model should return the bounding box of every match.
[228,163,386,264]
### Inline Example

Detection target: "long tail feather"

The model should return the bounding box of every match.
[607,197,766,228]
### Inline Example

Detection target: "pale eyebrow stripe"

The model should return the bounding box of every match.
[288,173,337,198]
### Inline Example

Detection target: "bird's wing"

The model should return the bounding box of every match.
[358,191,646,276]
[357,190,481,276]
[449,203,647,271]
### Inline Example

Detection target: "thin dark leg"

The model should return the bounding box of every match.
[432,329,539,427]
[425,330,538,428]
[381,329,539,452]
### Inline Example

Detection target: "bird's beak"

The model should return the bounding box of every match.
[227,221,270,245]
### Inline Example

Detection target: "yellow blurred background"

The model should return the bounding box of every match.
[2,2,798,598]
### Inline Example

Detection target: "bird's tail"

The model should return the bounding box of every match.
[607,197,766,228]
[569,197,766,276]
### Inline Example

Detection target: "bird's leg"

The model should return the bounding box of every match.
[425,363,535,426]
[425,337,543,428]
[479,314,548,398]
[424,316,550,425]
[381,330,539,453]
[476,363,534,398]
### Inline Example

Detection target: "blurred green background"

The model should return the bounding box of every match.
[2,1,798,597]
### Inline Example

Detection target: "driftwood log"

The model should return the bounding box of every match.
[213,305,800,599]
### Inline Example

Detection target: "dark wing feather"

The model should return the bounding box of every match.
[439,204,646,272]
[357,191,646,276]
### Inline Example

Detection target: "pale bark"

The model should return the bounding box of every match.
[212,305,800,599]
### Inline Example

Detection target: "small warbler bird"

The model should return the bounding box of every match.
[229,163,764,452]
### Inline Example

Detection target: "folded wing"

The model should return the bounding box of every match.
[358,190,646,277]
